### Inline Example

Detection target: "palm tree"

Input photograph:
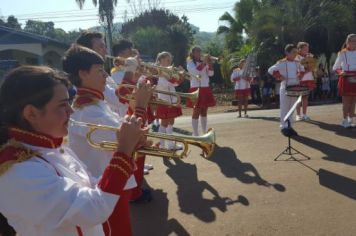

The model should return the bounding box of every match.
[217,11,244,53]
[249,0,353,68]
[76,0,118,55]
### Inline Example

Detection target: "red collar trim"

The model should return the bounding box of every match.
[73,87,104,109]
[9,128,63,149]
[76,87,104,100]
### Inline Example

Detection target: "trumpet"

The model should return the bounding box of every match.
[106,55,200,81]
[138,62,201,81]
[70,120,216,159]
[106,55,127,67]
[117,84,199,107]
[201,54,219,63]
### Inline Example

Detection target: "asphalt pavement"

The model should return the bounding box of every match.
[131,104,356,236]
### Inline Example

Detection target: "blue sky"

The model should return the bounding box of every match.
[0,0,236,32]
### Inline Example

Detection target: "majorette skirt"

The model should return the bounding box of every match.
[186,87,216,108]
[234,88,250,98]
[156,105,182,119]
[338,71,356,96]
[300,80,316,90]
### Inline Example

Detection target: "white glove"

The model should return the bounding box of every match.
[124,57,139,73]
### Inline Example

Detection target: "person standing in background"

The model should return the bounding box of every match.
[186,46,216,136]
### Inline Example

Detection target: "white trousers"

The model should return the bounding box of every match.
[279,88,297,128]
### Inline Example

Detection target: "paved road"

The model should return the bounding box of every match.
[131,104,356,236]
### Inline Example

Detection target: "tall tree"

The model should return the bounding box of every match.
[126,0,162,16]
[0,15,21,30]
[76,0,118,55]
[221,0,355,71]
[24,20,56,38]
[121,9,180,36]
[121,9,194,66]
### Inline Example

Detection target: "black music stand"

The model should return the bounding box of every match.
[274,95,311,161]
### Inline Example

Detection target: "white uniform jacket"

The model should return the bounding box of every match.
[268,59,304,90]
[104,76,121,115]
[186,60,214,88]
[69,88,136,187]
[111,69,130,117]
[0,142,119,236]
[230,69,251,90]
[156,76,179,104]
[333,49,356,72]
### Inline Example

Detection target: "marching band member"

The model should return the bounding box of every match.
[230,59,251,118]
[77,35,153,200]
[0,65,147,236]
[75,31,121,115]
[155,51,183,150]
[333,33,356,128]
[268,44,304,136]
[111,40,138,117]
[186,46,216,136]
[63,45,152,236]
[113,43,155,202]
[295,42,316,121]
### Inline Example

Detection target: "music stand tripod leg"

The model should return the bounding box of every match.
[274,119,311,161]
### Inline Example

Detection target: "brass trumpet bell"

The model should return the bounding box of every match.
[117,84,199,107]
[71,120,216,159]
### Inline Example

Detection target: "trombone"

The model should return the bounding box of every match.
[70,120,216,159]
[117,84,199,107]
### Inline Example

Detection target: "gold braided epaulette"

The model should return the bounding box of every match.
[0,140,40,176]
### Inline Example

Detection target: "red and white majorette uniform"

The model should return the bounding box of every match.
[186,59,216,108]
[295,54,316,90]
[155,75,183,119]
[0,127,134,236]
[111,66,130,117]
[230,68,251,97]
[115,77,154,201]
[268,58,304,128]
[69,87,147,236]
[332,48,356,96]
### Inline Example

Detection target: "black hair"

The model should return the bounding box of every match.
[62,44,104,87]
[75,31,104,49]
[284,44,297,53]
[0,213,16,236]
[0,66,69,145]
[189,45,202,65]
[112,39,133,57]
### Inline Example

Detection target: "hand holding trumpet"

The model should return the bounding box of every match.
[116,115,148,157]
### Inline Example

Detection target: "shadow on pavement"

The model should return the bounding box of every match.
[293,135,356,166]
[208,145,286,192]
[163,158,248,223]
[319,168,356,200]
[306,119,356,138]
[247,116,280,123]
[131,186,190,236]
